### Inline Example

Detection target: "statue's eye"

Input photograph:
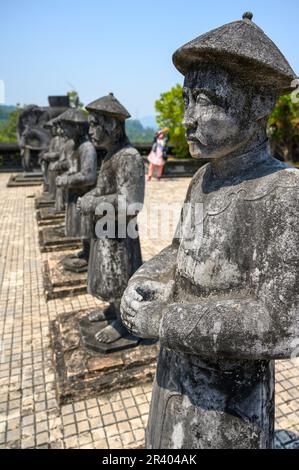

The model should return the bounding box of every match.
[196,93,212,105]
[183,95,189,107]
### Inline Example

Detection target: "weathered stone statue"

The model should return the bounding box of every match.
[17,105,50,172]
[17,96,69,172]
[47,117,68,200]
[50,120,70,212]
[56,109,97,272]
[121,13,298,448]
[77,93,144,348]
[40,117,66,196]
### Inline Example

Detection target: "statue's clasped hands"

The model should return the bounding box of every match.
[120,279,174,339]
[76,196,92,215]
[56,174,68,187]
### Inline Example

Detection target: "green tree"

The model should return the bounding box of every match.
[268,93,299,163]
[155,84,189,158]
[0,105,23,142]
[67,90,84,109]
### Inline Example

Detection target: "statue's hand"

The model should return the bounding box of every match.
[120,280,174,339]
[76,197,82,213]
[76,194,94,215]
[56,174,67,187]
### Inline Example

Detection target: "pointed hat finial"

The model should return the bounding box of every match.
[242,11,253,20]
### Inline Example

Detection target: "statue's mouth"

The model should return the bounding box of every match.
[186,132,207,147]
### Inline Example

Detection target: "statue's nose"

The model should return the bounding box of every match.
[182,113,196,130]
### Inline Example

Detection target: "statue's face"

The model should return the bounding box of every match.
[183,67,257,159]
[56,124,63,137]
[88,113,115,148]
[51,124,58,136]
[61,122,79,140]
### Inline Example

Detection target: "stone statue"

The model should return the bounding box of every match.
[17,105,50,172]
[56,109,97,272]
[40,116,66,196]
[77,93,145,347]
[17,96,69,172]
[121,13,298,449]
[47,116,68,201]
[50,119,70,212]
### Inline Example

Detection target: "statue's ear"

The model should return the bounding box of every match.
[110,117,120,131]
[251,90,277,122]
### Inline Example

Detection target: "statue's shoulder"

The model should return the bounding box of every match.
[119,144,142,159]
[276,167,299,207]
[251,164,299,217]
[79,140,96,155]
[115,145,143,168]
[262,164,299,195]
[65,139,75,151]
[185,162,210,198]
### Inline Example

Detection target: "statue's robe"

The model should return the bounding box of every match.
[53,139,70,212]
[86,145,145,302]
[65,141,97,238]
[46,135,66,197]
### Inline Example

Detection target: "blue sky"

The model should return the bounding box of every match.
[1,0,298,119]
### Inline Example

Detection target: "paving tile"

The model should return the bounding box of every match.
[0,174,299,449]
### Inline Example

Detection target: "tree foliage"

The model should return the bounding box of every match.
[67,90,84,109]
[268,93,299,163]
[155,84,189,158]
[126,119,155,143]
[0,105,23,142]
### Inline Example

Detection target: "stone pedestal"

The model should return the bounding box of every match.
[51,308,158,405]
[38,224,80,253]
[35,192,55,209]
[7,172,44,187]
[42,250,87,300]
[36,207,64,226]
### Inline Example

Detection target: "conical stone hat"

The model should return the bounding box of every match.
[58,108,87,125]
[86,93,131,120]
[44,114,63,128]
[173,12,296,92]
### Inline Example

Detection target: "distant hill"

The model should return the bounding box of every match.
[126,119,155,143]
[139,115,157,130]
[0,105,16,123]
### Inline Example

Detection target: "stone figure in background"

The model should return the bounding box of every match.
[121,13,299,448]
[50,119,70,212]
[40,116,65,195]
[17,105,50,172]
[46,116,68,200]
[17,96,69,172]
[77,93,145,349]
[56,109,97,272]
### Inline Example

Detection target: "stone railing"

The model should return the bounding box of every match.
[0,142,23,170]
[0,141,205,176]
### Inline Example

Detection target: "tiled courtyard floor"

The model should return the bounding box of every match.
[0,172,299,449]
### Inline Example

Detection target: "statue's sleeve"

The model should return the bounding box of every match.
[95,151,145,214]
[121,171,205,339]
[43,139,60,161]
[54,140,73,172]
[116,151,145,206]
[128,170,194,284]
[67,144,97,188]
[160,190,299,360]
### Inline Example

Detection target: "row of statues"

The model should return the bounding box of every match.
[34,93,145,345]
[20,12,299,448]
